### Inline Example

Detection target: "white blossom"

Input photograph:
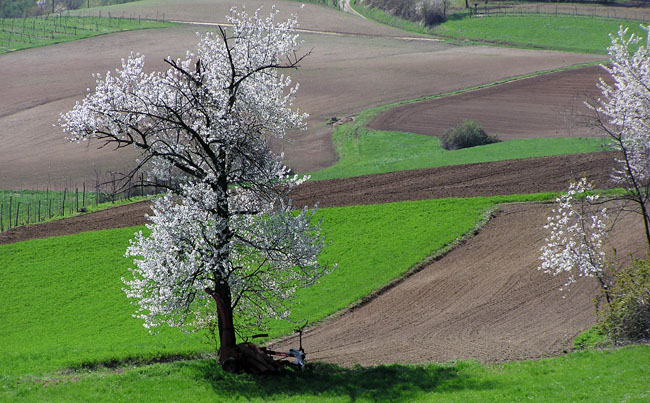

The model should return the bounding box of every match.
[587,26,650,246]
[539,178,609,290]
[60,8,332,341]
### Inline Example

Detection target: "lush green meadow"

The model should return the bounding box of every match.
[434,14,648,54]
[4,345,649,401]
[0,14,172,53]
[352,0,646,55]
[6,192,649,402]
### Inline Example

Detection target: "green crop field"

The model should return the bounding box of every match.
[351,0,647,55]
[0,14,173,53]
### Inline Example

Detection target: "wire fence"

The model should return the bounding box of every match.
[0,10,167,50]
[0,173,167,232]
[467,3,650,22]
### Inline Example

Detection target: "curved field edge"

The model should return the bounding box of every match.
[3,346,649,401]
[308,66,607,181]
[0,193,555,377]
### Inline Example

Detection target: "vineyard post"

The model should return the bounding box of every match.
[82,182,86,208]
[62,188,66,216]
[111,173,116,203]
[15,202,20,227]
[75,187,79,212]
[38,200,41,222]
[27,203,30,225]
[49,199,52,219]
[8,197,12,230]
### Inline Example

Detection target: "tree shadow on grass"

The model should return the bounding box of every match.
[193,360,498,401]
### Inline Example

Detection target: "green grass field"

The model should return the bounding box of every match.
[351,0,647,55]
[4,346,649,401]
[0,14,173,53]
[434,14,648,54]
[7,192,649,401]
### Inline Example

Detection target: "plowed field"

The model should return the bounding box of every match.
[271,202,646,366]
[368,65,608,139]
[268,204,644,365]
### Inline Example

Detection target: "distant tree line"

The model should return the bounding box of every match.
[0,0,138,18]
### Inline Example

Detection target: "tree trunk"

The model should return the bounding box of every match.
[209,286,237,363]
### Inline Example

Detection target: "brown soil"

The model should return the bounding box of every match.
[291,152,618,208]
[368,65,608,140]
[271,202,646,366]
[1,151,617,244]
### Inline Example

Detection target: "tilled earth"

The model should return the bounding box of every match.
[367,65,609,140]
[272,202,645,366]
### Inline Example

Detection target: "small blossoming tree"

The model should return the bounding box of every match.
[590,26,650,248]
[60,7,332,365]
[539,178,611,299]
[541,27,650,308]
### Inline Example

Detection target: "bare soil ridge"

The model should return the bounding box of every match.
[0,151,617,245]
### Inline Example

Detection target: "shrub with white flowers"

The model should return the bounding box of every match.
[539,177,610,296]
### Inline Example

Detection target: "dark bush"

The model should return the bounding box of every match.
[440,120,499,150]
[599,258,650,342]
[366,0,447,26]
[422,1,446,25]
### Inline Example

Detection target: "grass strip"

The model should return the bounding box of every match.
[0,194,554,377]
[3,345,649,401]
